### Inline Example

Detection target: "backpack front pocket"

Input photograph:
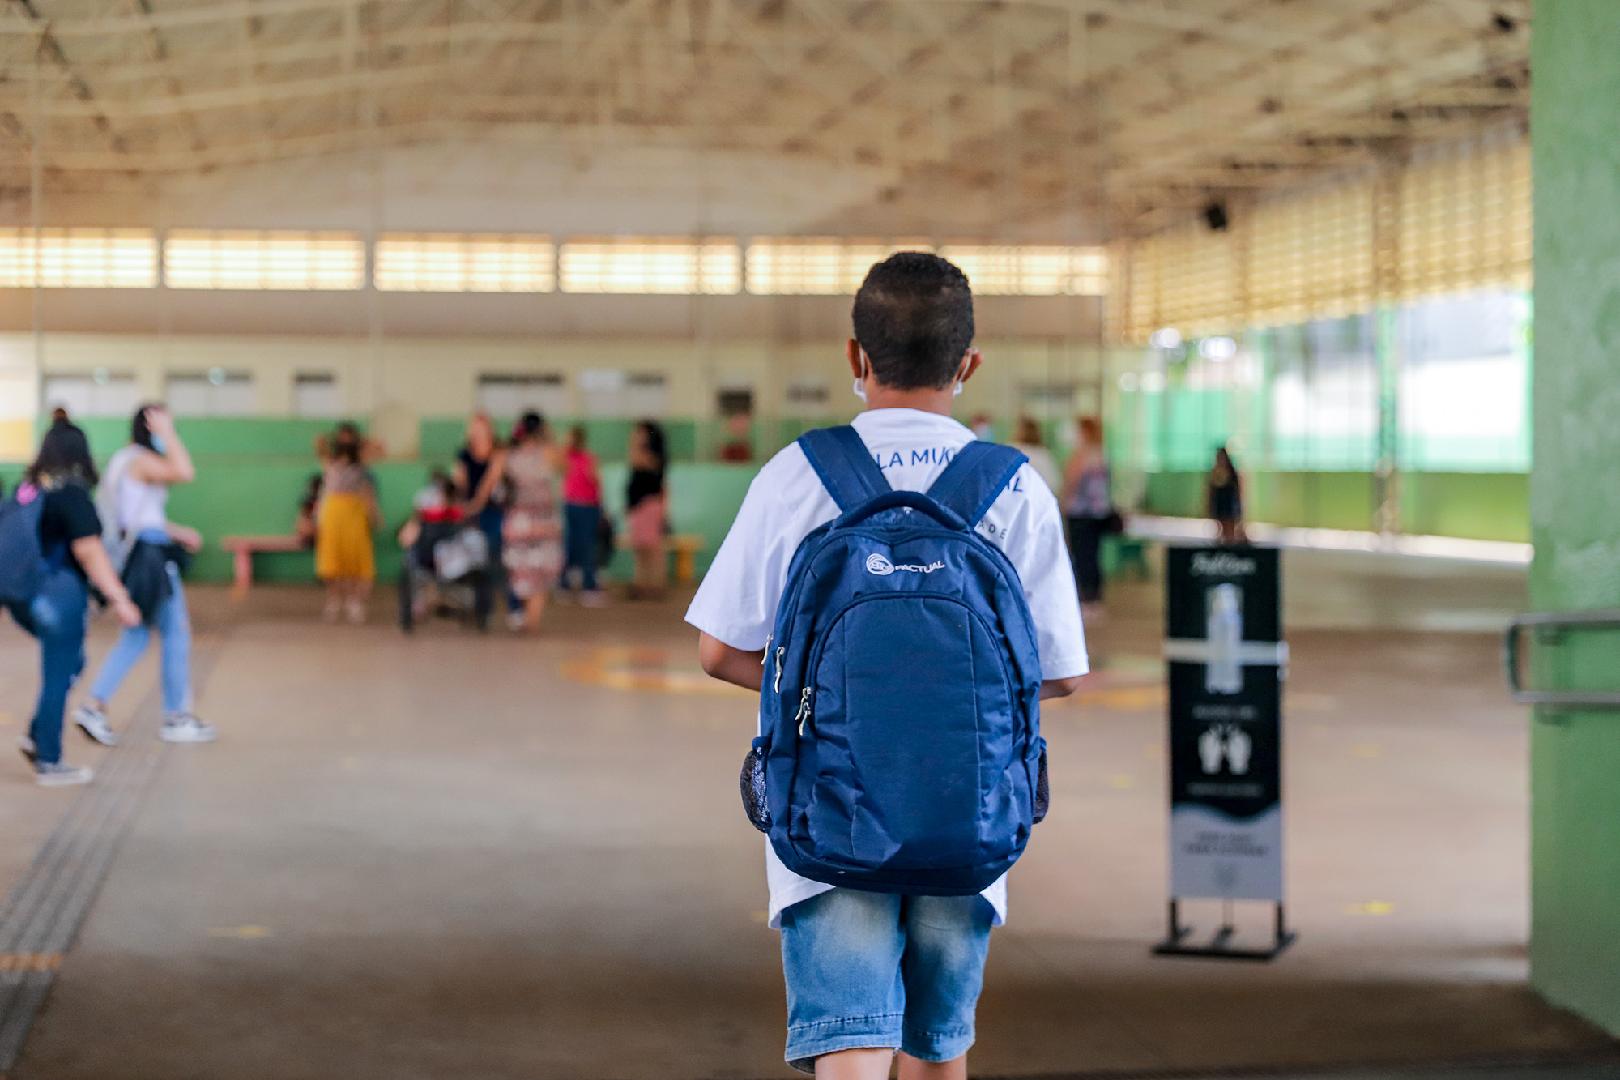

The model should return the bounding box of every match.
[796,593,1014,872]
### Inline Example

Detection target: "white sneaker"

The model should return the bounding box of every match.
[160,714,218,744]
[580,590,609,609]
[345,598,367,625]
[506,610,526,632]
[35,761,93,787]
[322,599,341,623]
[73,704,119,747]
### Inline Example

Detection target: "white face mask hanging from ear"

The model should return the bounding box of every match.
[855,355,970,401]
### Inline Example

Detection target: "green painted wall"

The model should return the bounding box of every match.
[1401,472,1529,544]
[167,460,755,585]
[0,451,753,586]
[1528,0,1620,1036]
[415,414,856,466]
[5,414,1537,581]
[36,416,349,463]
[1140,469,1527,542]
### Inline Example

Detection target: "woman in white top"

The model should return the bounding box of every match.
[74,406,216,746]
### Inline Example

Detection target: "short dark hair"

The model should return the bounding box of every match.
[851,252,975,390]
[28,420,97,487]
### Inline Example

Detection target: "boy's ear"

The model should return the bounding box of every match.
[846,339,865,379]
[958,348,984,385]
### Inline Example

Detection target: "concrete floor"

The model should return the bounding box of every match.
[0,549,1614,1079]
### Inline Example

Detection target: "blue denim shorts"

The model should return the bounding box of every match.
[779,888,994,1074]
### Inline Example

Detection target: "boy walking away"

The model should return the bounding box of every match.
[687,253,1087,1079]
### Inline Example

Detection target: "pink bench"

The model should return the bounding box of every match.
[220,535,306,597]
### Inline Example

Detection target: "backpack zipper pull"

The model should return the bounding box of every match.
[795,687,814,737]
[773,645,785,693]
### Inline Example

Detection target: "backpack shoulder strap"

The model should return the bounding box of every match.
[797,426,890,513]
[926,441,1028,527]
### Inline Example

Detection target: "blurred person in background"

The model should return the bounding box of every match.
[457,412,515,621]
[294,472,323,549]
[562,425,607,607]
[1208,445,1247,544]
[719,412,754,463]
[1061,415,1113,612]
[75,405,215,748]
[2,422,139,786]
[625,419,668,600]
[1010,416,1061,493]
[494,411,565,633]
[315,422,379,623]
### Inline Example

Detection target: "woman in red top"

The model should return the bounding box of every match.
[561,425,607,606]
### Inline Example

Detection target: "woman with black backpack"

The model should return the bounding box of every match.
[1,422,139,786]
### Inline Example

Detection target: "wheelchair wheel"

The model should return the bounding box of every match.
[398,566,415,634]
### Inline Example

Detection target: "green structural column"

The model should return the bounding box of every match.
[1529,0,1620,1036]
[1372,304,1400,535]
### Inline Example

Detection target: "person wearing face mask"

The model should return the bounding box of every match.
[689,253,1087,1080]
[73,405,215,749]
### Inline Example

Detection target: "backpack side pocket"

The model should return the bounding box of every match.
[740,735,772,833]
[1031,737,1050,825]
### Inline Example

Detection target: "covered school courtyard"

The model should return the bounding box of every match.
[2,0,1620,1077]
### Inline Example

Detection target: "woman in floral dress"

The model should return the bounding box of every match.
[498,411,564,633]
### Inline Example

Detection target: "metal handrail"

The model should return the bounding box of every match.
[1504,609,1620,708]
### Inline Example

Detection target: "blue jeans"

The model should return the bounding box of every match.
[478,505,520,614]
[5,567,88,767]
[563,503,600,592]
[779,889,994,1073]
[90,559,191,716]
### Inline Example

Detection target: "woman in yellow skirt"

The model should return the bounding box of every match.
[315,424,380,623]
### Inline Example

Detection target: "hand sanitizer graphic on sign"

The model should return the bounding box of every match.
[1206,583,1244,694]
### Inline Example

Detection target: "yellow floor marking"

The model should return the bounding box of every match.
[1045,686,1165,713]
[1107,774,1136,790]
[207,925,273,939]
[1347,901,1396,916]
[0,954,61,973]
[1351,743,1383,759]
[561,647,752,696]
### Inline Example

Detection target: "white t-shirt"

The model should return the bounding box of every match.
[685,407,1089,928]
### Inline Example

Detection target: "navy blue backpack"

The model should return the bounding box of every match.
[0,485,47,610]
[741,425,1049,895]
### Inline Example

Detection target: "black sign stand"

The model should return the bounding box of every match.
[1154,544,1295,962]
[1154,899,1296,961]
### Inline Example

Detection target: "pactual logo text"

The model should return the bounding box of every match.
[866,553,944,576]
